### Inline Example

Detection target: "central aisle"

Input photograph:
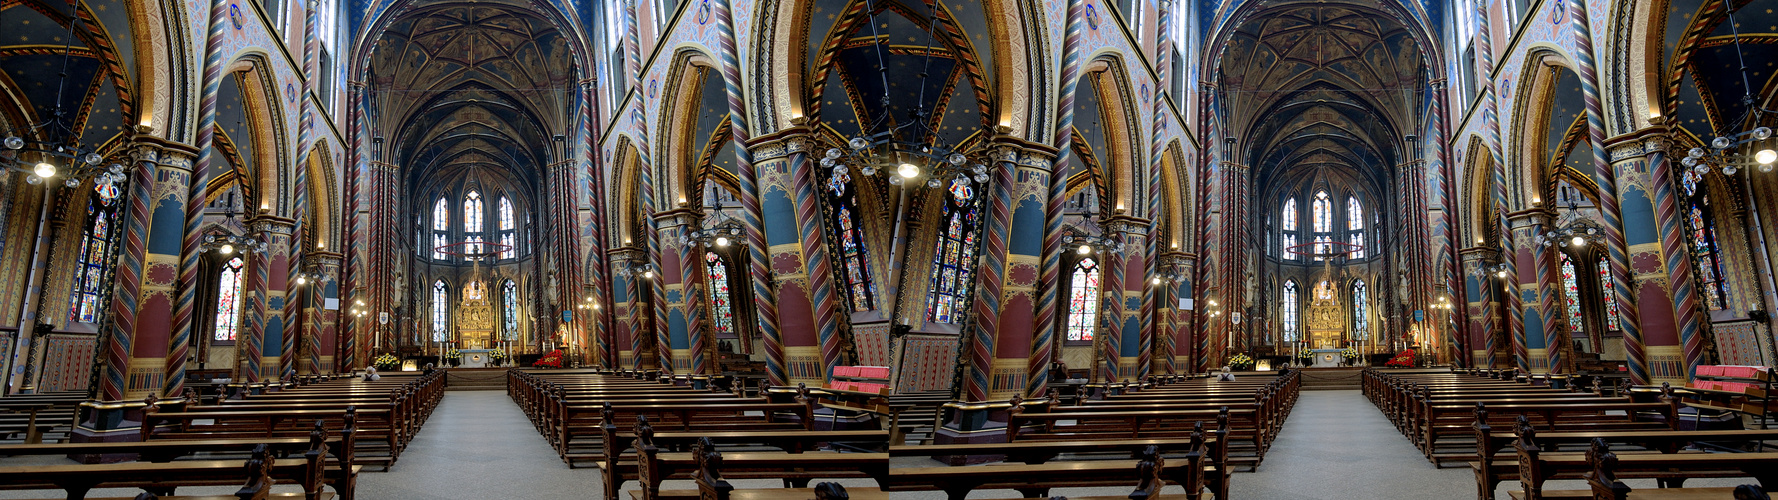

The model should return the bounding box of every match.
[1231,390,1474,500]
[359,390,595,500]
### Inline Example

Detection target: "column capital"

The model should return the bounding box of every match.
[1604,124,1672,160]
[985,138,1059,171]
[250,215,298,236]
[746,126,815,162]
[129,137,200,171]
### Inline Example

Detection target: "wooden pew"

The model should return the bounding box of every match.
[1513,439,1778,500]
[1471,412,1778,499]
[0,443,326,500]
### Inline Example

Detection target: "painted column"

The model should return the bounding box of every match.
[581,82,613,368]
[1567,0,1649,384]
[1142,0,1174,381]
[1472,0,1519,373]
[1106,217,1148,381]
[1460,249,1494,366]
[745,132,835,384]
[1027,0,1086,396]
[301,252,340,373]
[249,217,294,382]
[1602,133,1705,383]
[168,0,234,397]
[709,0,779,379]
[338,83,365,373]
[1513,210,1565,374]
[969,144,1052,399]
[100,140,197,399]
[1097,236,1125,383]
[660,209,711,374]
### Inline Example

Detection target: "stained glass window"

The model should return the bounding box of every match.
[1312,236,1332,261]
[212,257,245,341]
[1599,255,1621,331]
[1689,200,1729,310]
[466,235,484,257]
[432,280,449,342]
[1560,253,1584,334]
[824,170,876,311]
[1351,279,1368,340]
[464,191,484,233]
[1312,191,1332,233]
[502,280,518,340]
[68,182,125,323]
[1347,197,1364,230]
[1680,168,1701,197]
[1065,258,1101,342]
[1282,199,1297,231]
[465,280,485,300]
[1282,234,1297,260]
[926,179,981,325]
[498,196,516,259]
[433,198,449,231]
[1282,281,1299,341]
[704,252,734,337]
[1348,233,1365,259]
[433,198,449,260]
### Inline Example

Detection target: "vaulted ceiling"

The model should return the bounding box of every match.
[366,1,578,225]
[1220,2,1429,199]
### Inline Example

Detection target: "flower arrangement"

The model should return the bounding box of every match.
[1384,349,1417,368]
[1340,347,1360,362]
[1297,349,1314,360]
[533,349,565,368]
[372,353,400,371]
[445,349,462,360]
[489,349,506,360]
[1227,353,1255,371]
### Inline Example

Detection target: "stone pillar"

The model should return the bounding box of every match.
[1105,216,1148,381]
[243,217,294,382]
[303,252,341,373]
[100,139,199,399]
[1604,132,1707,383]
[746,132,847,384]
[657,208,712,374]
[1460,248,1502,367]
[962,143,1053,400]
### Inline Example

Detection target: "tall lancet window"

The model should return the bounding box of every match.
[826,169,876,311]
[68,181,124,323]
[1347,197,1365,258]
[432,280,449,342]
[1311,191,1332,260]
[705,252,734,337]
[1312,191,1332,233]
[212,256,246,341]
[1598,255,1621,331]
[464,191,484,255]
[1688,199,1730,310]
[432,198,450,260]
[1282,280,1299,341]
[502,279,519,340]
[1281,198,1298,260]
[1351,279,1368,340]
[1065,258,1102,342]
[498,196,516,259]
[1560,254,1584,335]
[926,178,981,325]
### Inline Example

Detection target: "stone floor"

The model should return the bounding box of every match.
[0,389,1758,499]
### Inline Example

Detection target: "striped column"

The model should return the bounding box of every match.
[1525,212,1567,374]
[975,145,1053,399]
[711,0,784,384]
[1428,80,1468,366]
[739,132,832,384]
[251,218,295,381]
[338,83,365,372]
[1643,136,1709,380]
[1473,0,1518,371]
[1099,237,1125,383]
[961,149,1016,402]
[1568,0,1649,384]
[1027,0,1086,396]
[101,143,191,399]
[1141,0,1172,381]
[305,253,340,373]
[582,81,613,368]
[668,215,712,374]
[168,0,232,397]
[1194,85,1220,374]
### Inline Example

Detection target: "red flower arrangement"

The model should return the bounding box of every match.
[1384,349,1417,368]
[533,349,565,368]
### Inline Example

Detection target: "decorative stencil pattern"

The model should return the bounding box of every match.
[896,334,958,393]
[1712,322,1766,367]
[40,334,97,392]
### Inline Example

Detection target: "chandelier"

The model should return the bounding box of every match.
[819,0,989,195]
[682,203,747,249]
[1677,5,1777,175]
[0,4,127,189]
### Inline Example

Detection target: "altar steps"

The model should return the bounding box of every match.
[1297,367,1364,391]
[445,368,511,391]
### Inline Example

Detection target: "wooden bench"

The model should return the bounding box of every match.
[0,443,326,500]
[1509,439,1778,500]
[1471,412,1778,499]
